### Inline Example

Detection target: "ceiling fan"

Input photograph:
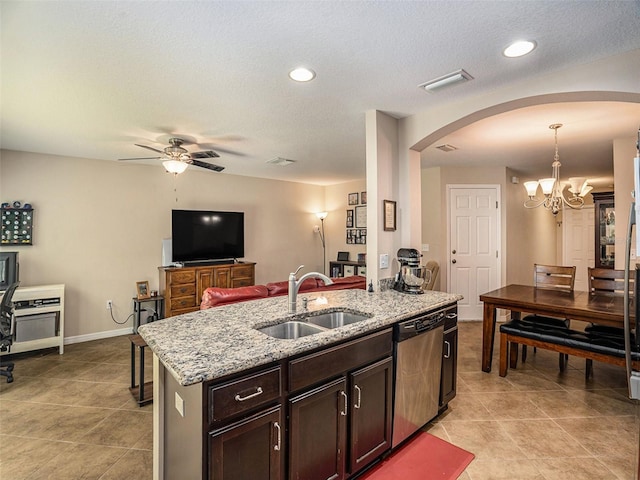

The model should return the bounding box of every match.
[119,137,225,174]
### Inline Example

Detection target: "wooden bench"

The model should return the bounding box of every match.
[499,320,640,379]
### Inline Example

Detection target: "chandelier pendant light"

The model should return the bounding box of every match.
[523,123,592,216]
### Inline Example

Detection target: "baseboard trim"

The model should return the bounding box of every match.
[64,327,133,345]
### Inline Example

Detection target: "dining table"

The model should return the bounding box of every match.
[479,284,634,373]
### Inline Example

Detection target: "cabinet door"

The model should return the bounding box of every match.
[197,268,215,301]
[439,327,458,407]
[215,267,231,288]
[209,406,283,480]
[348,357,392,475]
[289,377,347,480]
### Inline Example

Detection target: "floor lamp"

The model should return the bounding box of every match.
[315,212,328,274]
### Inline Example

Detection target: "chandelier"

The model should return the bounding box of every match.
[523,123,592,216]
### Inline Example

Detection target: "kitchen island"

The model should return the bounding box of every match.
[138,288,461,480]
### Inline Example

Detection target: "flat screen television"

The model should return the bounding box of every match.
[172,210,244,264]
[0,251,19,291]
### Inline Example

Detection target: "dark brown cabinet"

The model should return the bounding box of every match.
[593,192,615,269]
[348,357,393,475]
[289,377,348,480]
[439,307,458,408]
[208,406,283,480]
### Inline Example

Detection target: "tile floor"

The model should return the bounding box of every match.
[0,321,638,479]
[0,335,152,479]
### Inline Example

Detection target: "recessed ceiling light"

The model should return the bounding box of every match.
[289,67,316,82]
[503,40,537,58]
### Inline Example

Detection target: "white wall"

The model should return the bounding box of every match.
[613,136,638,270]
[0,150,327,339]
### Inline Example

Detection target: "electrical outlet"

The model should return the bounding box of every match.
[106,300,112,310]
[379,253,389,269]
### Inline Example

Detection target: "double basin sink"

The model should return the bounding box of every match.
[257,309,371,339]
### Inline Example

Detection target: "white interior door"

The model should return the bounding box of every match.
[448,186,501,320]
[562,206,595,291]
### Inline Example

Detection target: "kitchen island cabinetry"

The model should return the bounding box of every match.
[288,330,393,480]
[141,288,462,480]
[208,406,283,480]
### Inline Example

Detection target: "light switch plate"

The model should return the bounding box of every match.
[380,254,389,269]
[421,244,429,252]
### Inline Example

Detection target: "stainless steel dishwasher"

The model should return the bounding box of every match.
[391,306,445,448]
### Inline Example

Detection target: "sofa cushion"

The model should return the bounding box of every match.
[200,285,269,309]
[266,278,318,296]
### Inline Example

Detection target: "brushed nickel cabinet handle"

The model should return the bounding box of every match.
[340,391,348,416]
[273,422,281,451]
[354,385,362,409]
[234,386,263,402]
[444,340,451,359]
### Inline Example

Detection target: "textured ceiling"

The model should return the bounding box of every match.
[1,1,639,185]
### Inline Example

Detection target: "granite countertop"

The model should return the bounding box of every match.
[138,288,462,386]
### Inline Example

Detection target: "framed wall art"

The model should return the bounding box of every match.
[348,192,359,205]
[355,205,367,228]
[346,209,354,228]
[383,200,396,231]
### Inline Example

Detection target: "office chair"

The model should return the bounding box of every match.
[0,282,19,383]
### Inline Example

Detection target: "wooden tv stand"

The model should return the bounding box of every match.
[159,262,255,318]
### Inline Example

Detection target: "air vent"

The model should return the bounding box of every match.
[267,157,296,166]
[419,69,473,93]
[436,144,458,152]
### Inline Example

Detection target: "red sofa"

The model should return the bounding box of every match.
[200,275,366,309]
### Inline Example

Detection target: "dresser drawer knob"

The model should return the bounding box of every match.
[234,386,263,402]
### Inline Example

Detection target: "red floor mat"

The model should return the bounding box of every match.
[359,432,474,480]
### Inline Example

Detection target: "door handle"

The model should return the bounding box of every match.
[452,259,457,264]
[452,249,456,254]
[444,340,451,359]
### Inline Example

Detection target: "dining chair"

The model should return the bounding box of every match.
[519,264,576,370]
[0,282,19,383]
[584,267,631,378]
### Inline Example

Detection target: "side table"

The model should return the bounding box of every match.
[129,334,152,406]
[132,295,164,333]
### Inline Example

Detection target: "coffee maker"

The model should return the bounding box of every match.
[393,248,431,294]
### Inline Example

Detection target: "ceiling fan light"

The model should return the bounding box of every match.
[539,178,556,195]
[523,181,539,197]
[163,159,188,174]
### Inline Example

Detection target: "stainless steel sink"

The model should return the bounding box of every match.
[306,311,371,329]
[258,321,325,339]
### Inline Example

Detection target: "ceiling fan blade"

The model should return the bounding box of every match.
[135,143,165,154]
[191,159,225,172]
[190,150,220,159]
[118,156,161,161]
[198,144,246,157]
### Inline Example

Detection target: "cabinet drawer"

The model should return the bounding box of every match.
[289,328,393,393]
[231,277,253,288]
[167,270,196,284]
[231,265,254,279]
[170,284,196,297]
[209,366,282,423]
[169,295,196,310]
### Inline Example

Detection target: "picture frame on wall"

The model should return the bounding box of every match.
[346,209,354,228]
[136,281,151,300]
[355,206,366,228]
[383,200,396,231]
[361,191,367,204]
[348,192,359,205]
